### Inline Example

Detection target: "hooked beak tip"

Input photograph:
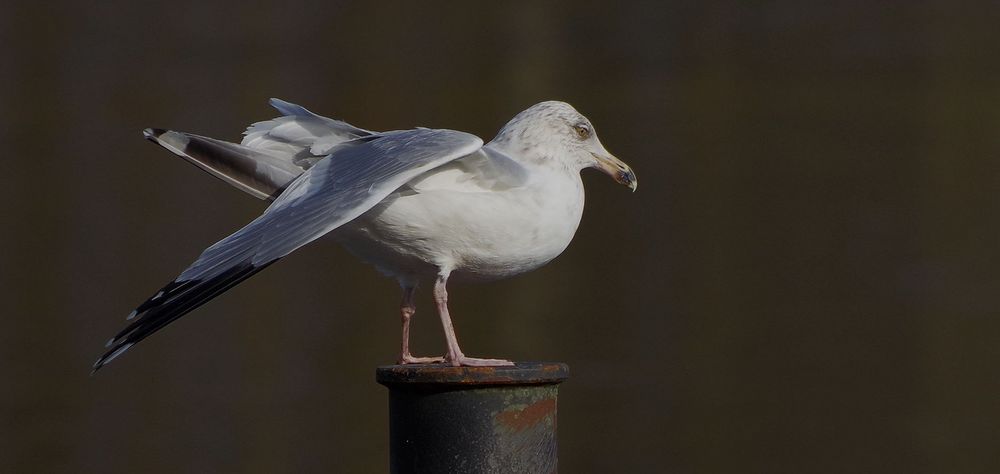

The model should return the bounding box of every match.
[619,170,638,192]
[592,151,637,192]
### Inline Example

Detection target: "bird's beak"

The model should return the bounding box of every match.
[591,149,637,192]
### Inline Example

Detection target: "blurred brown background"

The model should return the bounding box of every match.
[2,1,999,473]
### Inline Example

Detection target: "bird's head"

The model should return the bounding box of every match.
[490,101,637,191]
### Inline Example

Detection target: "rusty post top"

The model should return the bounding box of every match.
[376,362,569,387]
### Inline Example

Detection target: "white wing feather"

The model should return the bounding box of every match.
[242,98,372,164]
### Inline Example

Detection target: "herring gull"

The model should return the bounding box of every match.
[93,99,636,371]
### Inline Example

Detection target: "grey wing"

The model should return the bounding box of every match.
[144,99,373,201]
[94,128,483,371]
[143,128,304,200]
[464,145,532,189]
[242,98,374,165]
[406,144,531,193]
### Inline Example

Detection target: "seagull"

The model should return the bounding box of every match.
[93,99,636,371]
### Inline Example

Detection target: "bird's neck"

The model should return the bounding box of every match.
[487,138,585,175]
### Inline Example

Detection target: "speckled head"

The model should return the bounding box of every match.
[489,101,637,191]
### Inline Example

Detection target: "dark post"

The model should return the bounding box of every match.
[376,362,569,474]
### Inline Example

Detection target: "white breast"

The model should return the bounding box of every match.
[336,167,585,282]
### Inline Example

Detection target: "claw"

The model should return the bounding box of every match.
[399,355,446,365]
[447,356,515,367]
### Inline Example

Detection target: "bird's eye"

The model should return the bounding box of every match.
[574,124,591,139]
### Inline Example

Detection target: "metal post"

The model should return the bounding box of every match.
[376,362,569,474]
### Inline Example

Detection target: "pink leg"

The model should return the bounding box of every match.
[398,285,444,365]
[433,273,514,367]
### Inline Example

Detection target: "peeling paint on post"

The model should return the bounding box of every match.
[376,362,569,474]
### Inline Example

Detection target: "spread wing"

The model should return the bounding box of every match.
[143,128,304,200]
[143,98,373,200]
[242,98,373,166]
[94,128,483,371]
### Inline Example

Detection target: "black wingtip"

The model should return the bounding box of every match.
[92,341,135,374]
[91,355,108,376]
[92,259,277,373]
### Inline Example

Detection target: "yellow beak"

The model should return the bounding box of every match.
[592,151,637,192]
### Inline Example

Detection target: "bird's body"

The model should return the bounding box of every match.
[338,157,585,283]
[94,99,635,371]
